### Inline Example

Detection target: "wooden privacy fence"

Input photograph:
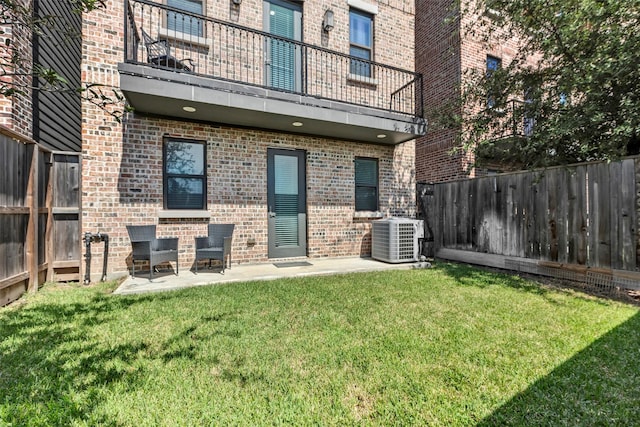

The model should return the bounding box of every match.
[0,126,81,306]
[418,157,640,286]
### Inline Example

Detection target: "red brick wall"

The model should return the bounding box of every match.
[82,115,414,276]
[0,0,33,137]
[415,0,468,183]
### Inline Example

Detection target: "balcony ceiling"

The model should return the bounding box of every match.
[118,63,425,145]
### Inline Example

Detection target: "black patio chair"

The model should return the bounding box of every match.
[126,225,179,279]
[194,224,235,274]
[141,29,195,72]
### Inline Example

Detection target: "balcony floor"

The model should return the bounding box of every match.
[118,63,426,145]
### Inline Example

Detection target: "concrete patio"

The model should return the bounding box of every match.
[114,257,427,295]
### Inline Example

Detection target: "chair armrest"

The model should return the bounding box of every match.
[178,58,197,73]
[131,240,152,257]
[155,237,178,251]
[223,236,233,254]
[195,236,210,250]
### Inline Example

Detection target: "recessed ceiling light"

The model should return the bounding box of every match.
[377,134,387,139]
[292,121,303,127]
[183,106,196,113]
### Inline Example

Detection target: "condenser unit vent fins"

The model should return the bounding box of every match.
[371,218,423,263]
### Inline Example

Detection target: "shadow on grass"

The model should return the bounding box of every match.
[478,310,640,426]
[0,291,186,426]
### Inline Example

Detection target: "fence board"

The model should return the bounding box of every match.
[620,159,636,270]
[495,178,504,254]
[476,177,490,252]
[533,173,547,259]
[567,166,587,265]
[590,162,612,268]
[52,154,81,266]
[457,179,469,249]
[501,175,510,256]
[445,184,455,248]
[521,171,533,258]
[547,169,559,261]
[557,168,569,264]
[609,161,622,269]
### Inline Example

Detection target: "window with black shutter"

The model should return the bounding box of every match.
[355,157,378,211]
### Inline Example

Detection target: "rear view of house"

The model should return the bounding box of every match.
[82,0,424,277]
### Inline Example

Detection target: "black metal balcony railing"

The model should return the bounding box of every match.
[491,99,535,139]
[124,0,423,118]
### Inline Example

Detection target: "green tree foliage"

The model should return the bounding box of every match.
[0,0,129,121]
[460,0,640,168]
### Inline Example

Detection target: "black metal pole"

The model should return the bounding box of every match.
[83,232,92,284]
[101,234,109,282]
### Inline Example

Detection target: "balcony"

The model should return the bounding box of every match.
[119,0,425,145]
[476,99,535,168]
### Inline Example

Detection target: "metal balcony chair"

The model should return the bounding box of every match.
[194,224,235,274]
[126,225,179,279]
[141,29,195,72]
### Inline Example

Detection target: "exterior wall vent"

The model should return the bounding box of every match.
[371,218,424,263]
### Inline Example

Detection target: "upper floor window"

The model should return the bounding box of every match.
[167,0,204,37]
[486,56,501,75]
[163,138,207,210]
[486,55,501,107]
[349,9,373,77]
[355,157,378,211]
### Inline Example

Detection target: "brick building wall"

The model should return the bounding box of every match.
[82,0,416,278]
[0,0,34,137]
[415,0,536,183]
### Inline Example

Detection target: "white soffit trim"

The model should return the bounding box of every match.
[347,0,378,15]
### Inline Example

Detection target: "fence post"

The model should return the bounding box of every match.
[45,152,55,282]
[26,146,39,292]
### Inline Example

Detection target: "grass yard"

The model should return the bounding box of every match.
[1,263,639,426]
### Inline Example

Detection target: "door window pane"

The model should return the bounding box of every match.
[274,154,299,246]
[266,0,301,91]
[486,55,501,108]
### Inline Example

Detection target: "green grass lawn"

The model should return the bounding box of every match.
[1,263,638,426]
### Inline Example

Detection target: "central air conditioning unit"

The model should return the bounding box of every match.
[371,217,424,263]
